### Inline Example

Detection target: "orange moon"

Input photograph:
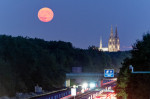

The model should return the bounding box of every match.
[38,7,54,22]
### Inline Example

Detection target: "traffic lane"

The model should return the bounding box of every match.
[78,91,97,99]
[95,92,117,99]
[69,91,98,99]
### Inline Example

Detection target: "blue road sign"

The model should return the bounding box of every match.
[104,69,114,77]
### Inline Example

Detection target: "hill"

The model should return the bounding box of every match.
[0,35,130,96]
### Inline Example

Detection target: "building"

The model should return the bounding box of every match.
[108,26,120,52]
[98,37,108,51]
[99,26,120,52]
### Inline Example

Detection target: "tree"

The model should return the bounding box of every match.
[0,35,130,96]
[116,33,150,99]
[115,58,130,99]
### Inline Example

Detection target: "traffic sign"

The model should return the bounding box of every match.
[104,69,114,77]
[71,88,76,96]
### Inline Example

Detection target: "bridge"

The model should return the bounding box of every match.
[66,73,103,80]
[65,73,118,87]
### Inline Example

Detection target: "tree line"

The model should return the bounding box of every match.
[0,35,130,96]
[116,33,150,99]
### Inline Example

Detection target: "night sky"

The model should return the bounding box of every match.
[0,0,150,50]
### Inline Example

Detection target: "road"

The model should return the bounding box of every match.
[69,81,117,99]
[69,90,99,99]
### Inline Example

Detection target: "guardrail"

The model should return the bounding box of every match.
[29,88,70,99]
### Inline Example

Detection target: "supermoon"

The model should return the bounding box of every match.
[38,7,54,22]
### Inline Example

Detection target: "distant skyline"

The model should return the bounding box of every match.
[0,0,150,50]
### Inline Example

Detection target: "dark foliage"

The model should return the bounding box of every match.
[116,33,150,99]
[0,35,130,96]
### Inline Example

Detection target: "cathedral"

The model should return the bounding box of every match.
[99,26,120,52]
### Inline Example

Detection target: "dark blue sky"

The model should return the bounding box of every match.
[0,0,150,50]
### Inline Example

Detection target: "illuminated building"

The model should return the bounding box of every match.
[99,25,120,52]
[98,37,108,51]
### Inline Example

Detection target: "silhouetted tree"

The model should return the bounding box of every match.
[0,35,130,96]
[116,33,150,99]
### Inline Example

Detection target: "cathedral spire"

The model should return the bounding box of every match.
[110,25,113,37]
[115,25,118,38]
[100,37,102,49]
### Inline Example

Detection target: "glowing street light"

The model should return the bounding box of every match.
[89,82,95,89]
[82,83,88,89]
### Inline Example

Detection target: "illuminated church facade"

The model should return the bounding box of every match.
[99,26,120,52]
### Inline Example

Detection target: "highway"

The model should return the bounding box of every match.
[69,90,98,99]
[68,81,117,99]
[28,79,117,99]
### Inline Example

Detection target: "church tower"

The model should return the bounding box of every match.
[99,37,108,51]
[108,26,115,52]
[99,37,102,49]
[114,26,120,51]
[99,25,120,52]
